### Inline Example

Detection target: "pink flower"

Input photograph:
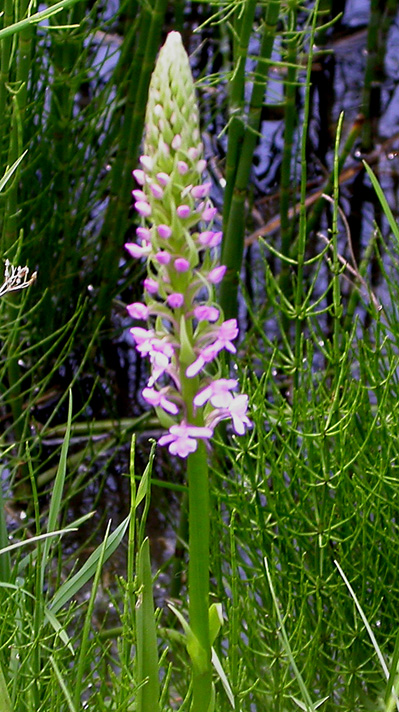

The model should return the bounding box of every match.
[196,159,207,173]
[132,169,146,185]
[171,134,182,150]
[130,327,155,352]
[228,395,252,435]
[130,327,173,358]
[156,172,170,186]
[213,319,239,352]
[194,379,238,407]
[142,387,179,415]
[139,155,153,171]
[202,206,217,222]
[150,183,164,199]
[143,278,159,294]
[185,320,239,377]
[191,182,212,199]
[177,205,191,219]
[130,328,175,384]
[127,302,149,320]
[158,224,172,239]
[155,251,171,265]
[135,201,152,217]
[132,189,147,201]
[177,161,189,175]
[158,423,213,458]
[136,227,151,240]
[167,293,184,308]
[207,395,252,436]
[198,231,223,247]
[185,346,218,378]
[194,305,219,322]
[208,265,226,284]
[125,241,151,259]
[174,258,190,273]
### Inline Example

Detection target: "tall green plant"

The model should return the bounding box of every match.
[123,31,251,710]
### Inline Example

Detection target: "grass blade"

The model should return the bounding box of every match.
[50,514,130,614]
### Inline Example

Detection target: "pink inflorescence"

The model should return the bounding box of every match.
[124,32,252,458]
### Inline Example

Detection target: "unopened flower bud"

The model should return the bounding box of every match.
[178,161,189,175]
[144,278,159,294]
[177,205,191,219]
[171,134,182,150]
[150,183,164,199]
[174,258,190,272]
[132,169,146,185]
[167,292,185,308]
[157,172,170,186]
[135,201,152,218]
[191,182,212,199]
[155,251,171,265]
[202,206,217,222]
[208,265,226,284]
[158,224,172,239]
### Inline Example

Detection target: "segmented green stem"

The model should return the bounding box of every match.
[220,0,281,321]
[97,0,168,314]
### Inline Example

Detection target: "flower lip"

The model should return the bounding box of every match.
[194,378,238,407]
[127,302,149,320]
[142,386,179,415]
[125,241,151,259]
[193,305,219,322]
[158,422,213,458]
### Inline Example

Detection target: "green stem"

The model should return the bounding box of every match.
[222,0,257,228]
[293,1,320,401]
[220,0,281,321]
[305,115,364,238]
[187,442,212,712]
[279,7,298,334]
[97,0,168,315]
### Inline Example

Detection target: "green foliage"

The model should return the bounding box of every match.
[0,1,398,712]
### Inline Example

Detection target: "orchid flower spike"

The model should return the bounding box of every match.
[124,31,252,458]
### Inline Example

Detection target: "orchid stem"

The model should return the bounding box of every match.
[187,442,212,712]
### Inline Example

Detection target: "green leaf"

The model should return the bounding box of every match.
[363,161,399,243]
[167,601,208,675]
[0,662,11,712]
[209,602,223,646]
[135,538,160,712]
[211,648,235,709]
[50,515,130,614]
